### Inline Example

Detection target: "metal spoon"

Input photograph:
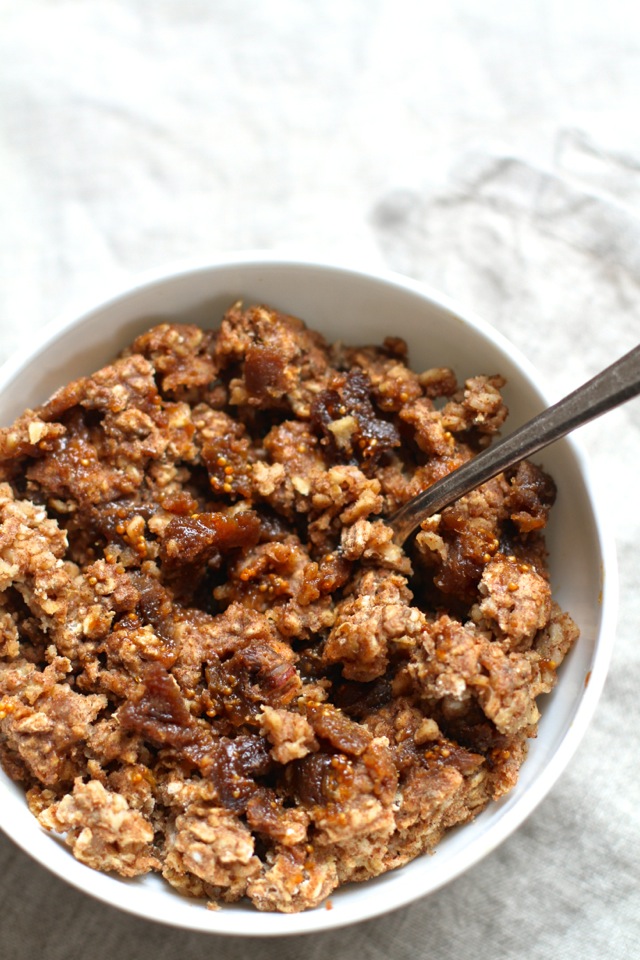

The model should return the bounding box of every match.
[387,343,640,546]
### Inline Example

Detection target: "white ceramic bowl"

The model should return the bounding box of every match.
[0,254,617,936]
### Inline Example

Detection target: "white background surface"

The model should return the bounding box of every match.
[1,2,639,957]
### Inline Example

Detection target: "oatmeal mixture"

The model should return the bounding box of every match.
[0,302,578,912]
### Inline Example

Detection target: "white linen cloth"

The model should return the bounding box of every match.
[1,2,639,957]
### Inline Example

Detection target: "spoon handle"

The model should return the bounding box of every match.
[388,342,640,545]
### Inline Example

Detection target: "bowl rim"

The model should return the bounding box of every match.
[0,251,619,936]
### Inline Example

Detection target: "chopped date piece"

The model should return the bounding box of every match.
[159,510,261,572]
[333,341,423,412]
[290,751,351,807]
[505,460,557,533]
[201,436,254,500]
[118,663,201,749]
[305,701,372,756]
[244,343,288,401]
[208,735,272,812]
[0,301,578,913]
[206,635,301,726]
[332,675,393,720]
[311,369,401,464]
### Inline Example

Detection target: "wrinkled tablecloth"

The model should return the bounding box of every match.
[1,3,639,958]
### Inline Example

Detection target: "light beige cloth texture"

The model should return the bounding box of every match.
[1,2,638,958]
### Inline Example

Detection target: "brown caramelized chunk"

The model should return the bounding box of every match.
[311,369,401,465]
[117,663,201,748]
[0,302,578,913]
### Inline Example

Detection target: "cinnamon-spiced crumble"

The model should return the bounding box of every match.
[0,303,578,912]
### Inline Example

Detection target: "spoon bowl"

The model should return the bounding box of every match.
[0,254,618,935]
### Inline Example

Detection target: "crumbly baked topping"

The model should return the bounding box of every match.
[0,302,578,912]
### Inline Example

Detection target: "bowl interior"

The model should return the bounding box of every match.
[0,257,616,936]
